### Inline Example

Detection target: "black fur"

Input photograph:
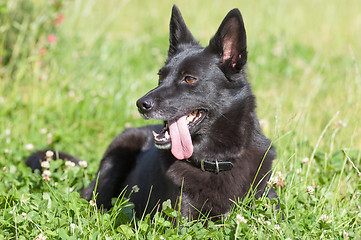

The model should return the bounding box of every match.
[26,5,277,219]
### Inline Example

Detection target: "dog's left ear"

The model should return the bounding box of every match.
[207,9,247,71]
[168,5,199,57]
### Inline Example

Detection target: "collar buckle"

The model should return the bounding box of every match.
[200,160,205,172]
[215,160,220,173]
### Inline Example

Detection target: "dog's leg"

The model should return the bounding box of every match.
[81,126,156,210]
[26,150,80,171]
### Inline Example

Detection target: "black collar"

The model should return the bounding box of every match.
[183,158,234,173]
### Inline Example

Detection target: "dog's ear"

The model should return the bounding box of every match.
[207,9,247,71]
[168,5,199,57]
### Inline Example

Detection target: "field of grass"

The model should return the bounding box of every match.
[1,0,360,239]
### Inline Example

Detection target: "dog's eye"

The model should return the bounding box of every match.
[185,76,197,83]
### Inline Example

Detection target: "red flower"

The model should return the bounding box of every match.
[39,47,47,55]
[47,34,58,43]
[54,13,65,27]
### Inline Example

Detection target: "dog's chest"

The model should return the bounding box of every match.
[167,161,246,216]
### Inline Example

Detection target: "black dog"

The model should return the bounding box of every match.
[27,5,277,219]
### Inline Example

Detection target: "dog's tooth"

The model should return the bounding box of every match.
[152,131,159,138]
[187,114,194,124]
[164,131,169,139]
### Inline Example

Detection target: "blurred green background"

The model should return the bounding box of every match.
[2,0,359,162]
[0,0,360,238]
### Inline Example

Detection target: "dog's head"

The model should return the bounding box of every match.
[136,5,251,160]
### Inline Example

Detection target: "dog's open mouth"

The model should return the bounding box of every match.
[152,109,206,160]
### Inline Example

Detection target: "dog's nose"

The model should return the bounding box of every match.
[136,97,154,114]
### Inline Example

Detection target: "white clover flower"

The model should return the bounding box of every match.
[276,171,284,179]
[236,214,247,223]
[4,148,9,154]
[69,223,77,229]
[274,224,280,230]
[306,186,314,195]
[47,133,53,144]
[68,91,75,98]
[65,161,75,169]
[320,214,330,222]
[302,157,309,164]
[268,171,286,187]
[42,170,51,181]
[132,185,140,193]
[21,212,27,219]
[3,166,8,173]
[89,200,96,207]
[79,161,88,168]
[41,161,50,169]
[35,233,47,240]
[335,120,347,128]
[45,150,54,158]
[40,128,48,134]
[265,220,271,226]
[268,176,278,186]
[5,128,11,136]
[25,143,34,151]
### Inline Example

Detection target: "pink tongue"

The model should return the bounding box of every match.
[169,115,193,160]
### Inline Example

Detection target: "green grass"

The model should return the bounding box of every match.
[1,0,361,239]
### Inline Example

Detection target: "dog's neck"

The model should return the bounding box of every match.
[183,157,234,173]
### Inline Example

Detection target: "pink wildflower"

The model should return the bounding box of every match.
[54,13,65,27]
[47,34,58,43]
[39,47,47,56]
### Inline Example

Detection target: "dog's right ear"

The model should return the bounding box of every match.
[168,5,199,57]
